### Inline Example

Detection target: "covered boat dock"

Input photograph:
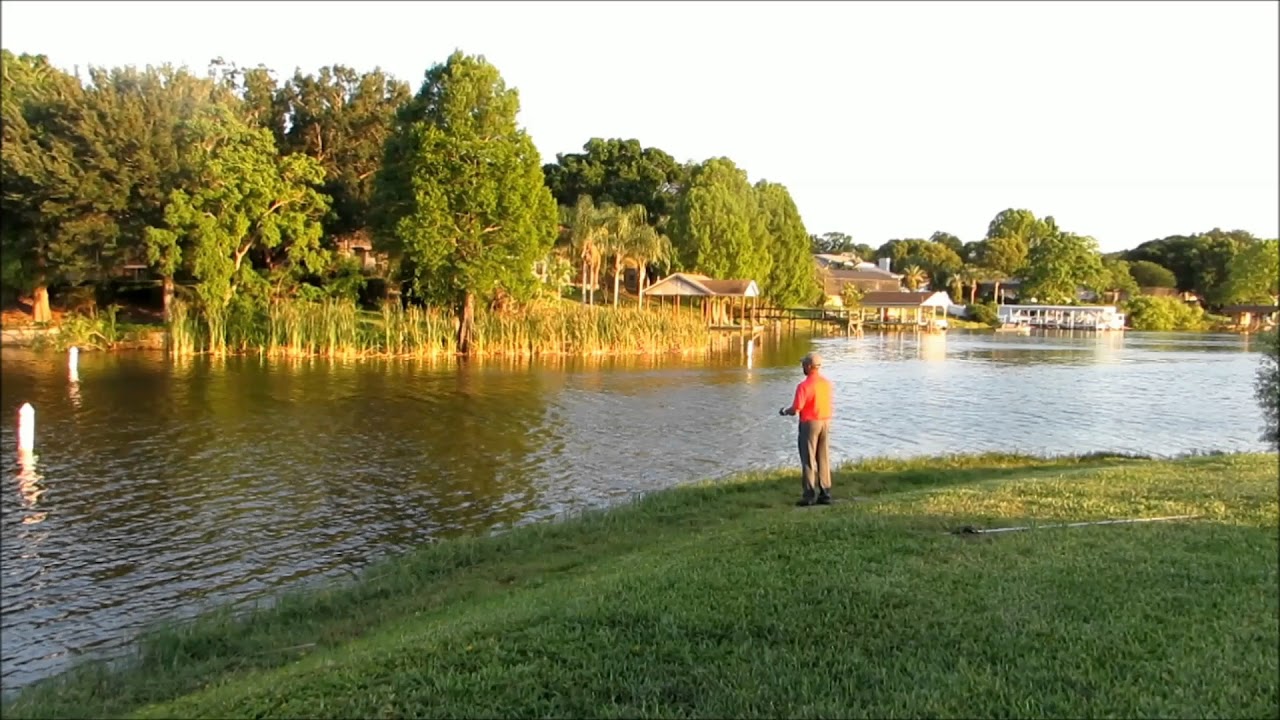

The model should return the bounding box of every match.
[642,273,763,331]
[996,304,1126,331]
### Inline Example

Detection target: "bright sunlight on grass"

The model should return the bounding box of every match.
[5,452,1277,719]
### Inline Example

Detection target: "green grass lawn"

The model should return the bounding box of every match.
[6,452,1278,719]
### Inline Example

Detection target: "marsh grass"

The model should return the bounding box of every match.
[28,305,160,351]
[167,298,717,359]
[6,452,1277,719]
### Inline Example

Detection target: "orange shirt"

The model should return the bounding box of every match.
[792,373,833,422]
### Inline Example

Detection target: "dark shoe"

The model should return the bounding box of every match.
[816,495,832,505]
[796,498,814,507]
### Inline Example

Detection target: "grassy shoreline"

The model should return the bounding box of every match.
[2,298,724,358]
[2,299,1262,357]
[5,451,1276,719]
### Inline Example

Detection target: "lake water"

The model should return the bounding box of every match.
[0,330,1271,691]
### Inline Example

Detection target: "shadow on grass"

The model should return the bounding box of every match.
[0,451,1248,720]
[826,450,1155,497]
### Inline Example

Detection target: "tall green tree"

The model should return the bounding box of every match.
[1096,256,1139,303]
[985,208,1058,246]
[810,232,874,261]
[929,231,964,257]
[145,104,331,351]
[1020,232,1106,304]
[276,65,411,239]
[876,238,962,291]
[1123,229,1257,304]
[1128,260,1178,289]
[976,208,1064,301]
[669,157,768,282]
[959,240,984,265]
[1,50,110,322]
[973,236,1027,302]
[78,63,230,316]
[755,180,820,306]
[1223,238,1279,305]
[207,58,285,137]
[543,138,685,228]
[810,231,855,255]
[371,51,558,354]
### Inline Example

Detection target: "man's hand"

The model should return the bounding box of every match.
[779,407,791,416]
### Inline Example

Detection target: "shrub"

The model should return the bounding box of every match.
[1256,326,1279,449]
[1123,295,1206,331]
[965,302,999,327]
[840,284,864,309]
[1128,260,1178,289]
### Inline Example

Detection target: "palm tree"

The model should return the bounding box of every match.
[601,204,648,308]
[631,225,673,308]
[565,195,606,305]
[902,264,927,292]
[960,264,989,305]
[947,270,966,304]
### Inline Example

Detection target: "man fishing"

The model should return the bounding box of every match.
[779,352,834,506]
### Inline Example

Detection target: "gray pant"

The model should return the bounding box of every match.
[798,420,832,499]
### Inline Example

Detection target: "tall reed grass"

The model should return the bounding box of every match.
[166,298,719,358]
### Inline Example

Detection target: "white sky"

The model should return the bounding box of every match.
[2,0,1276,252]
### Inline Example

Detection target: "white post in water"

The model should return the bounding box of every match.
[69,346,80,384]
[18,403,35,454]
[745,338,754,369]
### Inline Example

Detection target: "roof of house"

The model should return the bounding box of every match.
[814,256,896,272]
[858,290,953,308]
[644,272,760,298]
[698,279,757,296]
[821,268,903,296]
[822,276,902,296]
[998,304,1120,312]
[814,253,862,266]
[826,267,899,281]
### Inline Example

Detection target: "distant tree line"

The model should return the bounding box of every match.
[807,210,1277,312]
[3,48,1276,353]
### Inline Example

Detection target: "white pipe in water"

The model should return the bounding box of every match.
[17,447,36,479]
[17,403,34,454]
[69,346,80,383]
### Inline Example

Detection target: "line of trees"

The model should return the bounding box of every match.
[1,49,818,352]
[3,48,1276,354]
[808,210,1277,311]
[541,141,819,310]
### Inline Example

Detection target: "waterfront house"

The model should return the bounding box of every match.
[1221,304,1279,331]
[820,258,904,306]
